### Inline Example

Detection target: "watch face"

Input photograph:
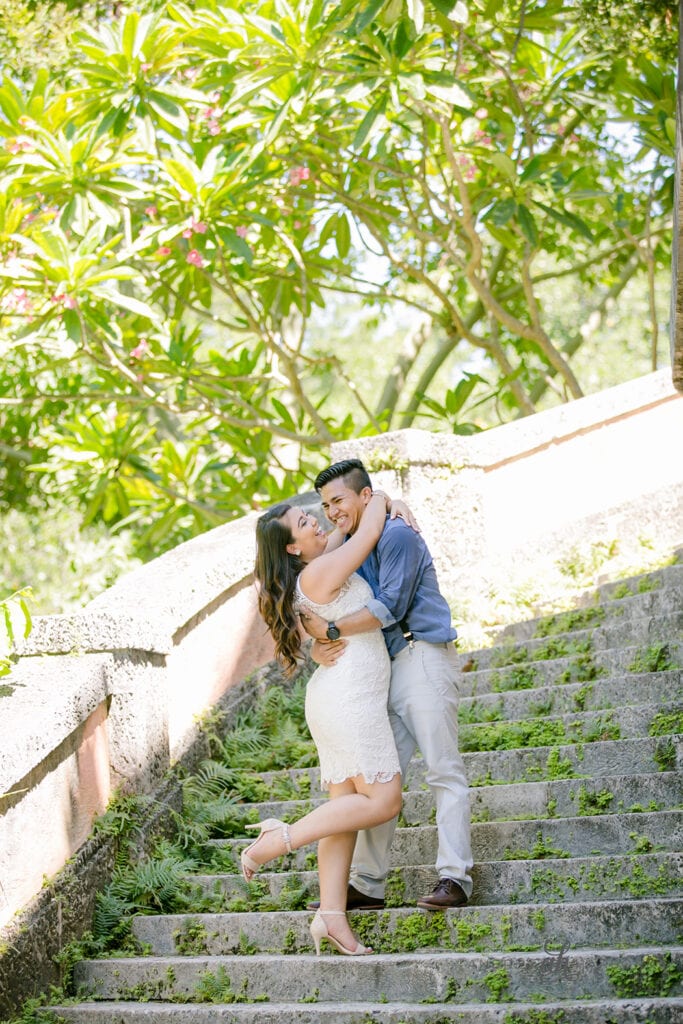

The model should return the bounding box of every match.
[326,624,341,640]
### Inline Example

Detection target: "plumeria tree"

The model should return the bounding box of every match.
[0,0,675,556]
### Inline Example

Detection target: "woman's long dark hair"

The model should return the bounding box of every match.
[254,503,306,674]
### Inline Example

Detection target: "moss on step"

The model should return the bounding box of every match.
[606,951,682,998]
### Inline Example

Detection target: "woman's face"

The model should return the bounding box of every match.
[282,508,328,563]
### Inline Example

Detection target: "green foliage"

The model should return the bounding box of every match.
[503,831,570,861]
[628,644,678,674]
[460,711,619,753]
[653,738,677,773]
[0,0,675,554]
[649,709,683,736]
[576,786,614,816]
[533,606,605,638]
[483,966,511,1002]
[606,952,682,998]
[505,1012,567,1024]
[0,585,32,677]
[2,507,140,613]
[491,665,539,692]
[173,919,209,955]
[193,967,268,1004]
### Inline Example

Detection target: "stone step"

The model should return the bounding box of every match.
[217,772,681,843]
[218,811,682,873]
[591,563,683,605]
[189,851,683,909]
[463,735,683,788]
[71,946,683,1004]
[459,701,682,754]
[459,670,682,724]
[255,745,683,803]
[491,563,683,645]
[461,609,683,673]
[461,644,683,697]
[48,997,683,1024]
[131,896,683,958]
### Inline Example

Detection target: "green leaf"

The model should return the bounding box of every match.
[63,308,83,343]
[121,12,139,61]
[516,203,538,246]
[353,95,387,150]
[216,226,253,263]
[271,398,296,431]
[445,373,484,416]
[351,0,386,35]
[489,152,517,180]
[335,213,351,258]
[317,213,338,248]
[532,201,594,241]
[97,289,158,319]
[431,0,468,20]
[163,158,198,197]
[487,197,516,226]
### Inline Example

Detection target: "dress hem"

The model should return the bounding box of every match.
[320,768,401,791]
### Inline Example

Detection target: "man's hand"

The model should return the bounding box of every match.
[311,638,347,666]
[299,609,329,641]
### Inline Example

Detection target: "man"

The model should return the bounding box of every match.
[302,458,473,911]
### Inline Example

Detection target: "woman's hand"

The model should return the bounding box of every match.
[310,638,347,666]
[388,497,420,532]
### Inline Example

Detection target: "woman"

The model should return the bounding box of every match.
[248,490,403,956]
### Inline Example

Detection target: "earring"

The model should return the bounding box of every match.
[294,550,301,556]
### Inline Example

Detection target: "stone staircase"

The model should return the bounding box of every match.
[51,563,683,1022]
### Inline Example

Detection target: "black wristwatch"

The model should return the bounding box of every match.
[326,621,341,641]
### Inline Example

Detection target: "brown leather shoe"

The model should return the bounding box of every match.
[306,883,386,911]
[416,877,468,911]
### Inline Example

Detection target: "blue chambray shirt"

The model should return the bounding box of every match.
[354,516,457,659]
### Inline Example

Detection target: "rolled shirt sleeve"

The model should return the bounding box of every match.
[357,518,456,658]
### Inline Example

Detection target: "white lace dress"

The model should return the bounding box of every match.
[296,573,400,790]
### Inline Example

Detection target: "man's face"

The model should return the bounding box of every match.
[319,478,369,536]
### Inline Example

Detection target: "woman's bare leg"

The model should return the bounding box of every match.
[244,773,402,872]
[316,780,360,950]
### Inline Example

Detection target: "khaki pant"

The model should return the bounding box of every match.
[350,640,473,898]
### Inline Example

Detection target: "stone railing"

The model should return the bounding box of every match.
[1,368,682,1013]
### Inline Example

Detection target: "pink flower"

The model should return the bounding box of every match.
[203,107,216,119]
[186,249,205,267]
[289,166,310,186]
[140,62,152,73]
[293,220,302,230]
[156,246,172,257]
[182,227,193,239]
[190,218,207,234]
[49,293,77,308]
[145,205,158,217]
[130,340,149,359]
[236,225,248,238]
[208,120,221,135]
[6,138,32,154]
[2,288,32,314]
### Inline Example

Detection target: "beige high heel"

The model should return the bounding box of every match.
[240,818,292,882]
[309,910,373,956]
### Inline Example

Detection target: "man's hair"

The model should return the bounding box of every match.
[314,458,372,494]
